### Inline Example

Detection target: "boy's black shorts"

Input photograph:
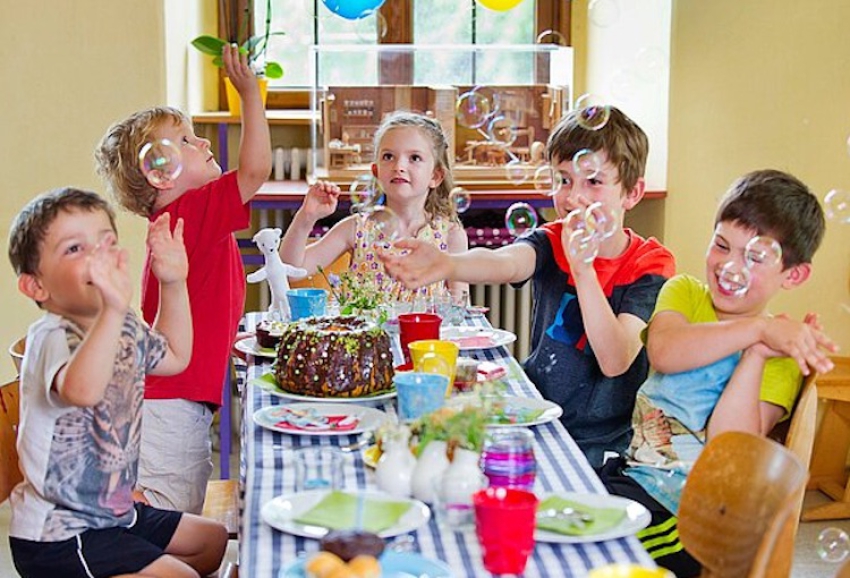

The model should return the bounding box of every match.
[10,503,182,578]
[597,457,701,578]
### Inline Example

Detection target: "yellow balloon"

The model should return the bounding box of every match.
[476,0,524,11]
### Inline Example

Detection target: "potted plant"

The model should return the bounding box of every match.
[191,0,284,114]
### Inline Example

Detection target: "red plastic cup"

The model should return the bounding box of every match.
[473,487,538,575]
[398,313,441,365]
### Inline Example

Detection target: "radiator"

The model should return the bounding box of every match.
[470,283,533,360]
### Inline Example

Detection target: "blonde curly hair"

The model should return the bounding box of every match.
[94,106,190,217]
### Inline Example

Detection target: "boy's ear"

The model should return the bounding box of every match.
[622,177,646,211]
[782,262,812,289]
[18,273,47,303]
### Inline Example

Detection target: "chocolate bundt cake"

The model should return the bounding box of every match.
[275,316,394,397]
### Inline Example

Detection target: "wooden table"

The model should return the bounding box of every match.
[234,311,654,576]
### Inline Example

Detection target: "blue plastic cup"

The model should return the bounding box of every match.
[394,372,448,422]
[286,288,327,320]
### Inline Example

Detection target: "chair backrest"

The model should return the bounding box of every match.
[677,431,808,578]
[0,379,23,503]
[8,336,25,376]
[756,373,818,577]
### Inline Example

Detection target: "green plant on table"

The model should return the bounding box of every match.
[317,266,390,324]
[191,0,284,79]
[410,406,488,459]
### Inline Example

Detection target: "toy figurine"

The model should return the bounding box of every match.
[246,228,308,320]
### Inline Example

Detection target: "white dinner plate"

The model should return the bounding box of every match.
[261,490,431,539]
[446,394,563,428]
[534,492,651,544]
[253,403,388,437]
[440,326,517,350]
[234,336,277,359]
[280,551,454,578]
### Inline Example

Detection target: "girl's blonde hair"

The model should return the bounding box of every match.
[372,111,459,225]
[94,106,190,217]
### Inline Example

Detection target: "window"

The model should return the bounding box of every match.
[235,0,569,96]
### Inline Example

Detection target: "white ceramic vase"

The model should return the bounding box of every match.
[411,440,450,502]
[375,427,416,498]
[439,447,485,504]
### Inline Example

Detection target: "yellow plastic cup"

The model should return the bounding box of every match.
[408,339,459,396]
[588,564,675,578]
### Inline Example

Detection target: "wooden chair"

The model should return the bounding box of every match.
[0,379,23,503]
[677,431,808,578]
[7,337,25,377]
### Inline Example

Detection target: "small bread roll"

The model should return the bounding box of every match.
[304,551,345,578]
[347,554,381,578]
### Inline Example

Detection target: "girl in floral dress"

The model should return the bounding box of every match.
[279,111,469,304]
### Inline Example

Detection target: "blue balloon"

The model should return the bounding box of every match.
[321,0,386,20]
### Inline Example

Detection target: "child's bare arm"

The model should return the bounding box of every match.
[759,313,836,375]
[279,181,342,269]
[445,222,470,299]
[222,44,272,203]
[56,240,132,407]
[380,240,536,288]
[147,214,192,376]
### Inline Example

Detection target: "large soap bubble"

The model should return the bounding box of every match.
[139,139,183,187]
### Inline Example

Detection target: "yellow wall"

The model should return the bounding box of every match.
[0,2,168,384]
[667,0,850,351]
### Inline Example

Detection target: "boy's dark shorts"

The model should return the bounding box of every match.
[10,503,182,578]
[597,456,701,578]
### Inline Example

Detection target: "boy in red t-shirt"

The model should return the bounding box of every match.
[95,44,271,513]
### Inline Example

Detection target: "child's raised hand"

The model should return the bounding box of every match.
[147,214,188,285]
[377,239,449,289]
[87,234,132,313]
[222,42,257,97]
[762,313,838,375]
[301,180,341,221]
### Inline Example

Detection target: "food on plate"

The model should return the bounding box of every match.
[275,316,394,397]
[304,551,346,578]
[319,529,386,562]
[255,318,286,348]
[346,555,381,578]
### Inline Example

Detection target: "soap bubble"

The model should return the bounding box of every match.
[535,29,567,46]
[568,228,600,264]
[564,207,591,236]
[634,46,668,83]
[589,0,620,27]
[825,189,850,223]
[456,91,492,129]
[718,261,751,296]
[364,206,401,247]
[505,202,539,237]
[572,148,602,179]
[349,173,381,209]
[744,236,783,269]
[472,85,501,116]
[533,165,560,197]
[139,139,182,187]
[415,352,452,381]
[450,187,472,214]
[817,527,850,563]
[574,94,611,131]
[487,115,517,147]
[585,202,618,240]
[505,159,530,185]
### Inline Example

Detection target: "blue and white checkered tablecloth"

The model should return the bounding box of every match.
[236,311,653,577]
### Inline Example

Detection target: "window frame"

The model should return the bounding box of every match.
[219,0,571,110]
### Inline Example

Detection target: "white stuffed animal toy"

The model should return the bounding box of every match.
[246,228,308,321]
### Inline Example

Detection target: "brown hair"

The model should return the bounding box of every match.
[8,187,117,276]
[94,106,191,217]
[546,105,649,193]
[372,111,459,225]
[716,169,825,268]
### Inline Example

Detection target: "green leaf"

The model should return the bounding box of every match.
[191,35,226,57]
[264,62,284,79]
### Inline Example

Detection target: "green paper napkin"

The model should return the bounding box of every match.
[293,491,412,533]
[251,372,279,392]
[536,495,626,536]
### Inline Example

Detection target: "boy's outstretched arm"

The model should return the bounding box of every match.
[379,239,536,287]
[57,238,132,407]
[147,214,192,375]
[222,44,272,203]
